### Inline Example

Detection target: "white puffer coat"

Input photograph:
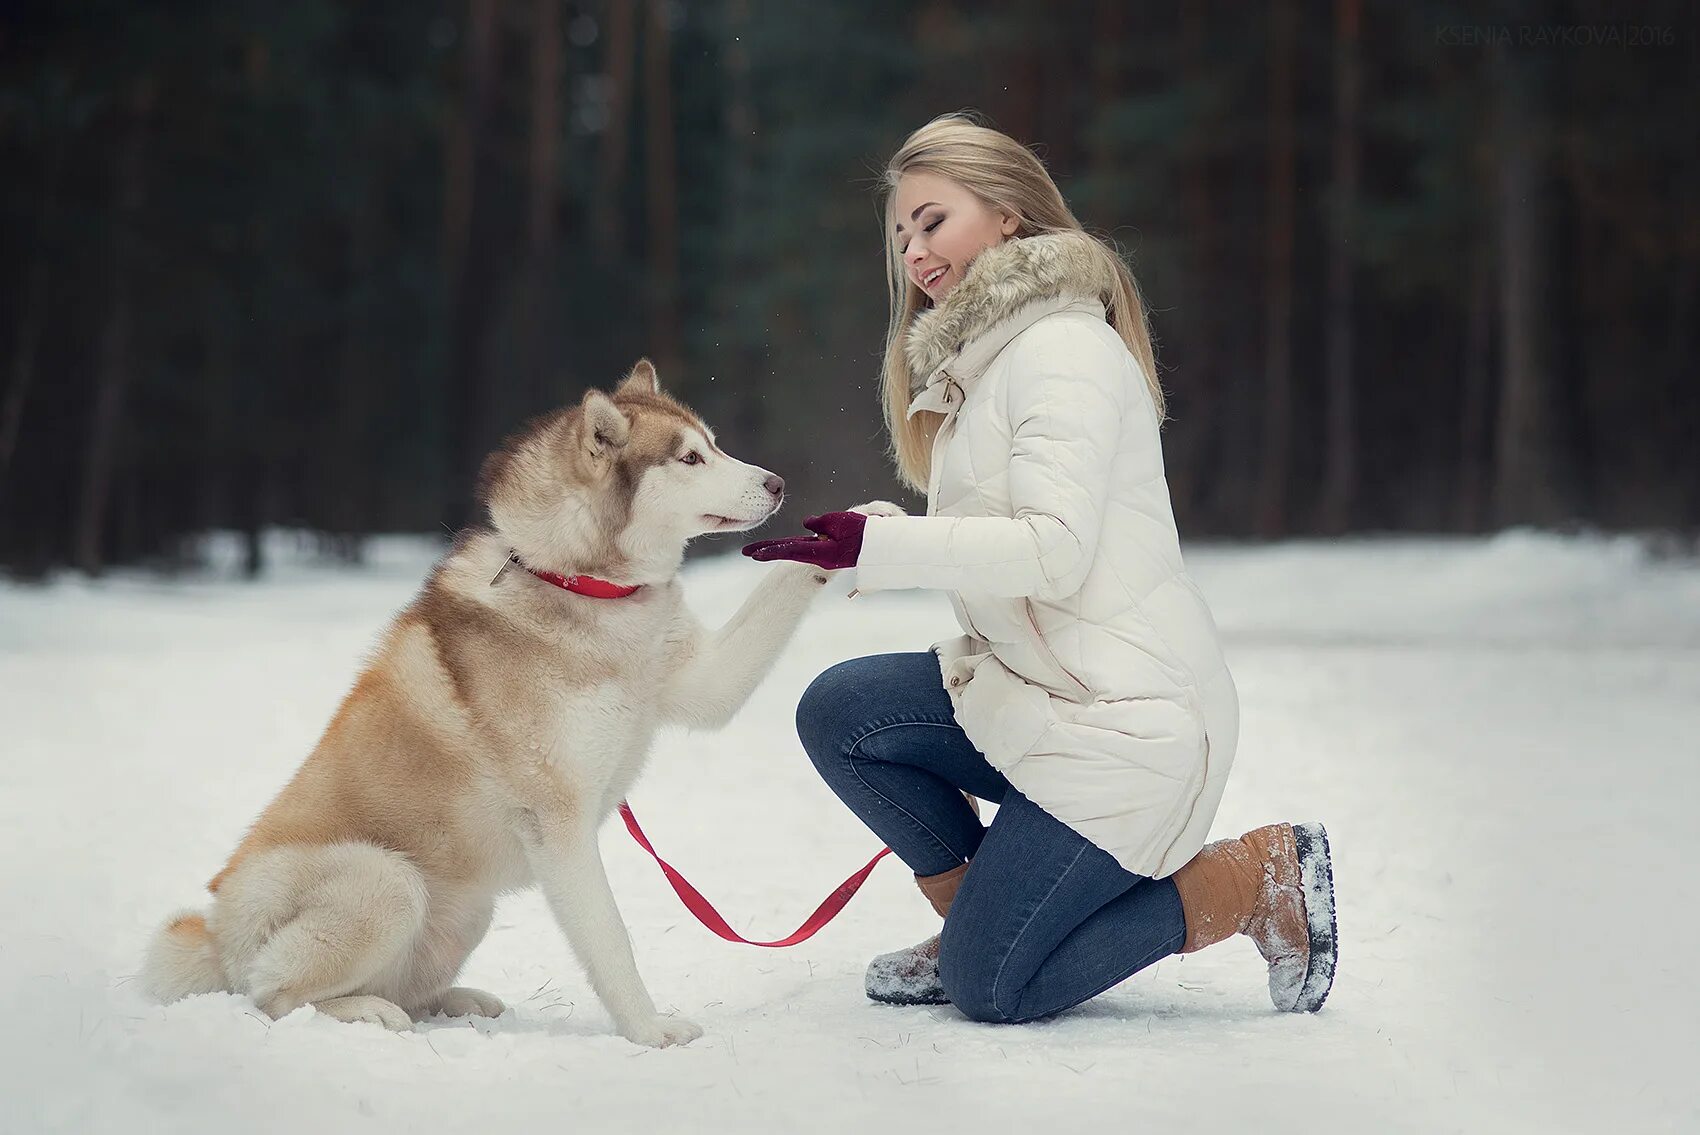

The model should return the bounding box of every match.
[855,232,1238,879]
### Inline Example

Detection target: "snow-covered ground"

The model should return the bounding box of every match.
[3,531,1697,1134]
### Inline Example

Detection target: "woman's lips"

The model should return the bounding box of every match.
[920,265,948,291]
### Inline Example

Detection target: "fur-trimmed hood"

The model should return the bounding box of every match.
[904,230,1118,390]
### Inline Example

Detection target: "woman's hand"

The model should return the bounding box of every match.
[741,511,868,570]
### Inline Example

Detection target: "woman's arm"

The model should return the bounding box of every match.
[856,329,1129,600]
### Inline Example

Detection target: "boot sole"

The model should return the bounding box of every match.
[866,987,951,1007]
[1287,822,1338,1012]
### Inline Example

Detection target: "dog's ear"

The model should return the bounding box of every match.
[615,358,661,397]
[579,389,630,462]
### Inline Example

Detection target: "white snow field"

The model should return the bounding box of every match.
[2,531,1697,1134]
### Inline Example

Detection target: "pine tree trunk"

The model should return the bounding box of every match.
[0,133,66,503]
[442,0,499,286]
[593,0,636,261]
[1171,0,1218,526]
[1661,35,1700,527]
[328,158,382,558]
[643,0,680,376]
[75,77,154,575]
[519,0,562,405]
[196,281,233,538]
[1256,0,1296,538]
[1458,248,1493,531]
[442,0,503,528]
[1319,0,1359,533]
[1491,57,1563,526]
[1089,0,1127,133]
[1002,25,1041,146]
[713,0,762,440]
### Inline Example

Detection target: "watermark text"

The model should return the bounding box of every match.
[1435,24,1677,49]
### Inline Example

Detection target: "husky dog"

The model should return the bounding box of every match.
[142,360,894,1047]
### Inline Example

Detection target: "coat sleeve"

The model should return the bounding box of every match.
[856,327,1128,599]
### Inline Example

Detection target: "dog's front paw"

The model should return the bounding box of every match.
[849,500,907,518]
[621,1013,703,1048]
[308,994,415,1032]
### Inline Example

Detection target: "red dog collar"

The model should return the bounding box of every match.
[508,554,641,599]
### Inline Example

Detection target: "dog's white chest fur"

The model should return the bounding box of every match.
[538,674,666,812]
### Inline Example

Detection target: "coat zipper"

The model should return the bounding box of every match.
[928,375,1090,702]
[924,375,960,513]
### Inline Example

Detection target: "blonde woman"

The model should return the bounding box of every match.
[744,115,1337,1021]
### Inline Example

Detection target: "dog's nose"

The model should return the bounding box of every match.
[763,474,785,499]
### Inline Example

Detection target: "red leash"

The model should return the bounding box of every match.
[617,801,892,947]
[517,561,889,944]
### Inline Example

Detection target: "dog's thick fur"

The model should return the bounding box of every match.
[142,360,890,1047]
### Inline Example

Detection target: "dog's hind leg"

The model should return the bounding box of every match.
[426,987,507,1019]
[389,889,501,1019]
[217,842,429,1027]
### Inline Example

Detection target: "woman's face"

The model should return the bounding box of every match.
[893,171,1019,303]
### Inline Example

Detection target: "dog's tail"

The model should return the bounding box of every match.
[141,910,228,1002]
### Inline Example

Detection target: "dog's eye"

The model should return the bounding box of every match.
[680,451,703,466]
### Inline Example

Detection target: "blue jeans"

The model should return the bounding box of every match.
[796,652,1187,1023]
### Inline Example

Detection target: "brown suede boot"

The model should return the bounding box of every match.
[1170,821,1337,1012]
[864,861,967,1006]
[865,793,981,1006]
[916,860,967,918]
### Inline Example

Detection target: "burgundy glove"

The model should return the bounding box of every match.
[741,511,868,570]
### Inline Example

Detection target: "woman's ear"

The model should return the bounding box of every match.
[999,210,1020,237]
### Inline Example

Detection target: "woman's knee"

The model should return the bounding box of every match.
[937,923,1013,1024]
[796,662,849,754]
[795,655,889,763]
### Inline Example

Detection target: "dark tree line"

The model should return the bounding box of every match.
[1,0,1696,577]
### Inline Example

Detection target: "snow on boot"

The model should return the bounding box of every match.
[865,933,947,1005]
[1171,821,1337,1013]
[865,861,967,1006]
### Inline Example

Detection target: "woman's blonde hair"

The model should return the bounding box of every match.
[878,113,1163,493]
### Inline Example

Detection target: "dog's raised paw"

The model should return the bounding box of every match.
[849,500,907,518]
[622,1013,703,1048]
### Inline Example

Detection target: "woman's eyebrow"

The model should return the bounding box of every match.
[894,202,942,234]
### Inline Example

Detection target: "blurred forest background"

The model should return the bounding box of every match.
[0,0,1695,577]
